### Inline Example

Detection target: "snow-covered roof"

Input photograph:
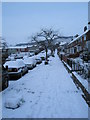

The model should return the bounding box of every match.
[8,45,34,49]
[69,30,89,45]
[8,46,27,49]
[60,41,67,46]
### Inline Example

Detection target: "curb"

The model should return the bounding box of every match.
[60,58,90,107]
[72,72,90,107]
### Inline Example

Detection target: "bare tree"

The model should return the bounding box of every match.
[0,37,8,49]
[31,28,60,64]
[0,37,8,64]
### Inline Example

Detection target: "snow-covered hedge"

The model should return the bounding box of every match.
[71,58,90,79]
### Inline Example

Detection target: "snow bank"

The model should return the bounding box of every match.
[4,95,25,109]
[72,72,88,92]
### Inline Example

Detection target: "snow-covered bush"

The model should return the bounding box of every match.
[71,58,89,79]
[81,64,90,79]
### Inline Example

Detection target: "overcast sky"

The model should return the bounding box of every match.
[2,2,88,45]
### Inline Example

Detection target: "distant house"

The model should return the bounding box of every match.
[59,21,90,67]
[8,42,41,55]
[8,46,29,55]
[59,41,68,52]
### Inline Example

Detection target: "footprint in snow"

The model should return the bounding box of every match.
[35,102,38,105]
[74,90,78,93]
[27,91,31,93]
[16,89,21,92]
[10,88,13,90]
[24,88,27,90]
[21,83,24,85]
[32,92,35,94]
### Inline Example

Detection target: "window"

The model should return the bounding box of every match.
[70,47,74,54]
[86,41,90,50]
[70,48,72,54]
[80,38,81,42]
[77,46,79,52]
[84,35,86,41]
[74,47,77,53]
[77,45,81,52]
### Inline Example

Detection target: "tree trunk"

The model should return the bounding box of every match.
[45,47,48,61]
[45,47,48,65]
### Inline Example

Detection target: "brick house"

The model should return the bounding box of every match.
[8,46,29,55]
[66,29,90,58]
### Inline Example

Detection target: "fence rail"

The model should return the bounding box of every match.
[59,53,90,79]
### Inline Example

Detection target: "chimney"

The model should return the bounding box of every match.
[88,1,90,30]
[84,26,87,32]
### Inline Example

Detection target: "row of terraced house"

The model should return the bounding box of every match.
[58,28,90,80]
[58,2,90,79]
[59,27,90,62]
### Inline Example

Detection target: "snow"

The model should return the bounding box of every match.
[39,52,46,58]
[38,50,50,58]
[8,46,27,49]
[69,30,88,45]
[56,37,72,44]
[60,41,67,46]
[35,55,41,59]
[60,52,65,55]
[62,60,72,71]
[2,51,88,118]
[72,72,88,93]
[4,60,25,69]
[71,57,89,79]
[4,95,25,109]
[23,55,28,59]
[35,55,42,62]
[47,49,51,54]
[23,57,36,65]
[6,56,15,61]
[71,57,84,65]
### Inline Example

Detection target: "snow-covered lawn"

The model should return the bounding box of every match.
[2,52,88,118]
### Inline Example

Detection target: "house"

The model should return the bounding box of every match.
[66,1,90,59]
[59,41,68,52]
[58,28,90,73]
[8,42,41,55]
[66,29,90,58]
[8,46,29,55]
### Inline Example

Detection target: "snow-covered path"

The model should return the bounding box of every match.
[2,52,88,118]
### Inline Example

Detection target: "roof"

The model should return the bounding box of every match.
[8,44,34,49]
[69,29,89,45]
[60,41,67,46]
[8,46,27,49]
